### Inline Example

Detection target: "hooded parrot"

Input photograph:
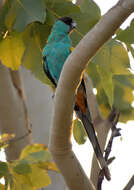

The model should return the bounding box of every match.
[42,17,109,174]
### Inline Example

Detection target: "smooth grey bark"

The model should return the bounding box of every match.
[0,64,32,160]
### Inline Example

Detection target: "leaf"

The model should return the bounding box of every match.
[96,74,134,122]
[97,65,113,107]
[20,144,48,159]
[0,162,9,178]
[0,133,15,143]
[9,144,54,189]
[87,61,134,122]
[73,119,87,144]
[0,33,24,70]
[114,75,134,89]
[116,19,134,44]
[92,39,130,75]
[25,151,52,164]
[127,44,134,60]
[9,167,35,190]
[80,0,101,19]
[46,0,80,17]
[26,165,51,188]
[11,164,51,189]
[70,0,101,37]
[91,39,130,107]
[6,0,46,32]
[38,161,59,172]
[21,36,52,86]
[0,133,15,149]
[70,1,100,38]
[0,0,9,40]
[13,159,32,175]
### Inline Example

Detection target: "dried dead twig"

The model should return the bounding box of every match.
[123,175,134,190]
[9,70,32,142]
[97,108,121,190]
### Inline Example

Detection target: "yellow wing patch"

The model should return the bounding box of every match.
[70,47,74,52]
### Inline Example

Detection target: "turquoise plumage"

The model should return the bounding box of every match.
[42,20,71,84]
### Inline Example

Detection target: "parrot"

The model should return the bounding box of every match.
[42,17,109,178]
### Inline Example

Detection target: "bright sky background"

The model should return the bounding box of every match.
[73,1,134,190]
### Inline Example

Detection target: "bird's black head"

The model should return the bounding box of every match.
[58,17,77,32]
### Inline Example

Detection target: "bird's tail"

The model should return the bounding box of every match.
[81,114,105,168]
[75,79,110,180]
[75,109,110,180]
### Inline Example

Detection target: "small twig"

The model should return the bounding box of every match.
[97,108,121,190]
[9,70,32,143]
[123,175,134,190]
[105,111,121,161]
[0,131,32,148]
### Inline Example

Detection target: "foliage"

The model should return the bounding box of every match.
[0,135,58,190]
[73,119,87,144]
[0,0,134,140]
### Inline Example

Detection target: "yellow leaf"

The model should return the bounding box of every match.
[0,33,24,70]
[38,161,59,172]
[70,46,74,52]
[20,144,48,159]
[0,133,15,143]
[11,164,51,189]
[28,165,51,188]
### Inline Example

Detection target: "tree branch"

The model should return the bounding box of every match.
[0,64,32,160]
[123,175,134,190]
[9,70,32,139]
[84,74,102,127]
[49,0,134,189]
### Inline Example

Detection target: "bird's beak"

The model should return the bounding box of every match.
[71,22,77,29]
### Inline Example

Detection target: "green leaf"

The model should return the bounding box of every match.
[27,165,51,188]
[20,144,48,159]
[116,19,134,44]
[87,61,134,122]
[70,0,101,38]
[11,164,51,189]
[0,162,9,178]
[26,151,52,164]
[0,133,15,149]
[91,39,130,107]
[39,161,59,172]
[0,33,24,70]
[92,39,130,75]
[6,0,46,32]
[0,0,9,40]
[97,65,113,107]
[13,160,32,175]
[114,75,134,88]
[80,0,101,19]
[46,0,80,17]
[127,44,134,59]
[73,119,87,144]
[21,36,52,86]
[95,74,134,122]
